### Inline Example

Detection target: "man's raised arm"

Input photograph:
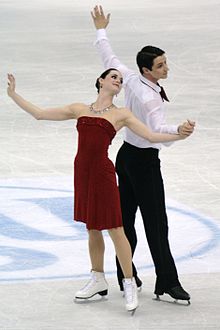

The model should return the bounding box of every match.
[91,5,134,81]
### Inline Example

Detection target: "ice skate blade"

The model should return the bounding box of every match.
[74,295,108,304]
[137,286,142,293]
[153,295,190,306]
[128,306,138,316]
[74,289,108,301]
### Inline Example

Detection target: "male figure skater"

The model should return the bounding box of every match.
[91,5,195,302]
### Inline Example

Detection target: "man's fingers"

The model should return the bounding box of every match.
[93,5,108,18]
[183,126,194,131]
[182,129,193,135]
[187,119,195,127]
[90,11,95,19]
[100,5,104,15]
[94,5,101,16]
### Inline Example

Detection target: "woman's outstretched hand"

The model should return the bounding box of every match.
[7,73,16,97]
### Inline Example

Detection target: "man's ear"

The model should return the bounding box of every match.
[142,67,151,74]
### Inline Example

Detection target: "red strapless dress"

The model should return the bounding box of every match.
[74,116,123,230]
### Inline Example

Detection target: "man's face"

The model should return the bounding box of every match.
[145,54,169,81]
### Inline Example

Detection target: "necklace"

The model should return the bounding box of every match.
[89,103,114,115]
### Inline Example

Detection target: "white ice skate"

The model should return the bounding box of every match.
[123,277,138,314]
[75,270,108,300]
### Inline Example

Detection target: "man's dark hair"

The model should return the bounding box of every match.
[136,46,165,74]
[95,68,119,93]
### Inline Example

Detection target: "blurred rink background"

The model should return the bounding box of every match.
[0,0,220,329]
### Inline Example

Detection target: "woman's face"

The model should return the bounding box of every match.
[100,70,123,95]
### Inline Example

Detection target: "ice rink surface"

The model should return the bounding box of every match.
[0,0,220,329]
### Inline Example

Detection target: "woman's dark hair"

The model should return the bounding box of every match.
[136,45,165,74]
[95,68,119,93]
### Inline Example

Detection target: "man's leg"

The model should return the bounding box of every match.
[138,170,180,292]
[127,150,179,291]
[131,150,189,300]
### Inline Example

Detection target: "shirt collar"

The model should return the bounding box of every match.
[139,75,161,93]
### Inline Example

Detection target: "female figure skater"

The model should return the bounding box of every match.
[7,69,190,313]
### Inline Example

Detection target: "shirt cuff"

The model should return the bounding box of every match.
[170,125,179,134]
[95,28,108,42]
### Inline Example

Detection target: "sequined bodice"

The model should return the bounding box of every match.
[76,116,116,159]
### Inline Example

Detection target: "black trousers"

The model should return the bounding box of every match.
[115,142,180,293]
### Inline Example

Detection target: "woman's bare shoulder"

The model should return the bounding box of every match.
[69,102,88,110]
[69,103,89,117]
[114,106,132,119]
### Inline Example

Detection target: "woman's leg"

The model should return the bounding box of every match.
[88,229,105,272]
[108,226,132,278]
[108,226,138,311]
[75,229,107,299]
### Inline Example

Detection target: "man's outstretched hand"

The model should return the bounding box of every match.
[178,120,196,137]
[91,5,110,29]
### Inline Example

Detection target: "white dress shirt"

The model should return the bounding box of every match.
[95,29,179,150]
